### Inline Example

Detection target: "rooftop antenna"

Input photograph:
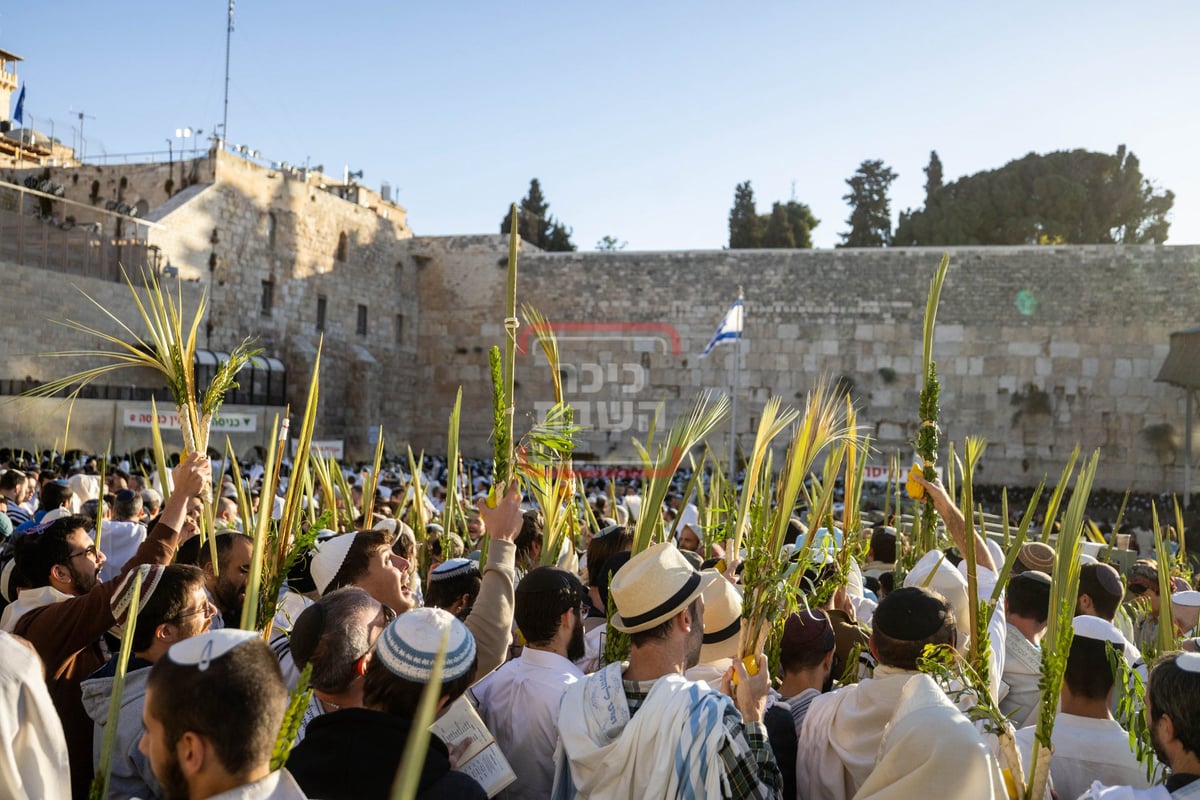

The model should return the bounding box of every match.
[221,0,235,146]
[69,109,96,161]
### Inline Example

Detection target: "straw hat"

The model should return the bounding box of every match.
[698,570,743,663]
[610,541,703,633]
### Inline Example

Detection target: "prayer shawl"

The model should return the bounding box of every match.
[1082,783,1199,800]
[795,665,919,800]
[852,673,1007,800]
[0,585,73,632]
[552,661,732,800]
[999,622,1042,729]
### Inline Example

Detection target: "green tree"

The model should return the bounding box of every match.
[595,235,627,252]
[839,159,897,248]
[893,146,1174,246]
[728,181,760,248]
[783,200,819,248]
[500,178,576,251]
[761,202,796,248]
[545,220,577,252]
[924,151,943,204]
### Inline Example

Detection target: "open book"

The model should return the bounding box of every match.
[430,693,517,797]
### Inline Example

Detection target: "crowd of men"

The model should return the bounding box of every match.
[1,451,1199,800]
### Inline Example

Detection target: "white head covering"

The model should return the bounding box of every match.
[852,673,1008,800]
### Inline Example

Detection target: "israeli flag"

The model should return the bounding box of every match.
[12,83,25,125]
[699,297,743,358]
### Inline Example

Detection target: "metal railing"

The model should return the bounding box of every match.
[0,204,153,282]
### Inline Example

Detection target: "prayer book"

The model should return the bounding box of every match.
[430,693,517,797]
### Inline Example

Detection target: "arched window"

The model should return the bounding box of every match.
[336,231,348,262]
[267,212,277,250]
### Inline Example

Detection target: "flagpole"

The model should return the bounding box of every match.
[729,287,744,481]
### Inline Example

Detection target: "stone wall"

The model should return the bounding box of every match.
[4,147,1198,493]
[0,151,419,457]
[411,240,1200,494]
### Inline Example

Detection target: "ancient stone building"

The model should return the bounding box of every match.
[0,146,1198,495]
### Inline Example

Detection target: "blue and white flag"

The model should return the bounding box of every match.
[699,297,743,358]
[12,83,25,125]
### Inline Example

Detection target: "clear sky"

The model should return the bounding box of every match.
[3,2,1197,251]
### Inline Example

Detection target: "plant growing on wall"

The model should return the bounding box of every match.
[1010,383,1052,426]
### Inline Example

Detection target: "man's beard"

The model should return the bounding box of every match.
[684,618,704,670]
[1150,717,1170,766]
[69,562,100,594]
[158,746,190,800]
[214,576,245,620]
[566,611,586,662]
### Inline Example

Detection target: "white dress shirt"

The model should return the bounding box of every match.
[472,646,584,800]
[1016,713,1151,800]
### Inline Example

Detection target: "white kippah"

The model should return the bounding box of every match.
[311,532,358,596]
[1176,652,1200,674]
[1172,591,1200,608]
[167,629,259,672]
[1072,614,1125,645]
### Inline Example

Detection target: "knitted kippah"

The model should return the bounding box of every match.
[429,558,479,583]
[109,564,167,637]
[873,586,950,641]
[375,606,476,683]
[1018,542,1056,573]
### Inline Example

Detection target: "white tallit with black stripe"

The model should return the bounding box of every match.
[552,661,732,799]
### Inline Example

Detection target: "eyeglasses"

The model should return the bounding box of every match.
[60,545,99,563]
[1128,583,1151,596]
[172,600,217,622]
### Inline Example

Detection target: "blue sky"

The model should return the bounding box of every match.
[3,2,1196,250]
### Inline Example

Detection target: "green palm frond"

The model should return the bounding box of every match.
[630,391,730,554]
[728,396,800,559]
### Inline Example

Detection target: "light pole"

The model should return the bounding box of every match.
[165,138,174,191]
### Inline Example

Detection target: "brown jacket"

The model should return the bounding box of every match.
[14,519,182,800]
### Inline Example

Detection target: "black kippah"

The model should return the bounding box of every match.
[873,586,950,641]
[517,565,583,596]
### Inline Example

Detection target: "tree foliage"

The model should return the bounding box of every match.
[728,181,760,249]
[762,202,796,248]
[839,159,897,248]
[728,182,818,249]
[595,235,627,252]
[893,146,1174,246]
[924,151,943,204]
[500,178,576,251]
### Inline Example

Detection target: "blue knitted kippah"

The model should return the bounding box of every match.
[375,606,476,682]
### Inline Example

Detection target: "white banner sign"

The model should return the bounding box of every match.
[862,463,944,484]
[122,407,258,433]
[301,439,345,459]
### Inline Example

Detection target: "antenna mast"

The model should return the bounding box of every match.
[222,0,235,145]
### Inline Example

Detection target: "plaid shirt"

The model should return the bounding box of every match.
[625,679,784,800]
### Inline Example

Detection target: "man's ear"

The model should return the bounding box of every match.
[867,634,879,662]
[49,563,72,587]
[157,622,179,644]
[176,731,207,778]
[356,650,372,677]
